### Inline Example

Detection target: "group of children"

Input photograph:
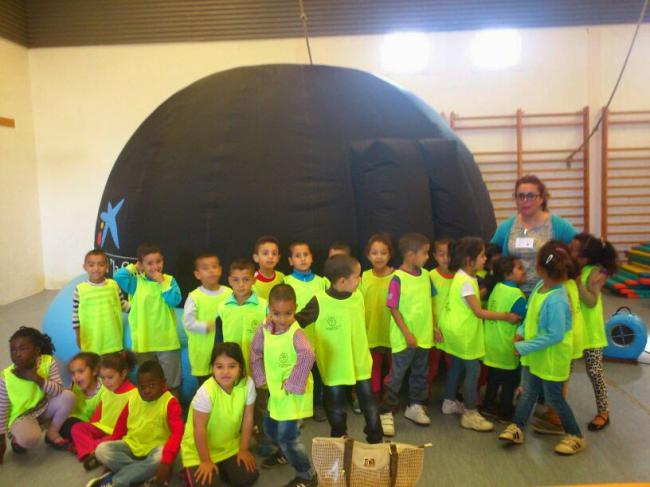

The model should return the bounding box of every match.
[0,230,617,486]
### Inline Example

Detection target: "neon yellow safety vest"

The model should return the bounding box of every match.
[360,269,393,349]
[181,378,248,467]
[219,295,267,373]
[389,269,434,353]
[77,280,124,355]
[70,383,105,421]
[264,322,313,421]
[429,268,453,323]
[253,271,285,301]
[313,291,372,386]
[438,271,484,360]
[580,265,608,349]
[284,274,328,344]
[483,283,525,370]
[564,279,585,359]
[522,284,573,382]
[92,384,137,434]
[186,287,233,376]
[123,391,174,457]
[3,355,52,428]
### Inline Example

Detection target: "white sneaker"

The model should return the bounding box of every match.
[441,399,465,415]
[460,409,494,432]
[404,404,431,426]
[380,412,395,437]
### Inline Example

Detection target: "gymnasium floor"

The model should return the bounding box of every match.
[0,291,648,486]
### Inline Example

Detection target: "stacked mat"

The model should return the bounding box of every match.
[606,243,650,298]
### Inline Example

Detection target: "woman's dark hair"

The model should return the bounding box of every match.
[536,240,576,281]
[9,327,55,355]
[211,342,246,385]
[450,237,485,271]
[573,233,618,275]
[365,233,393,258]
[70,352,101,371]
[515,174,550,211]
[99,351,136,373]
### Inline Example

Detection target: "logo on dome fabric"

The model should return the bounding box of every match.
[97,198,125,249]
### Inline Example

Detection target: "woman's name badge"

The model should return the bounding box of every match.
[515,237,535,249]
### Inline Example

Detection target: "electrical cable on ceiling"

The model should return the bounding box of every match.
[566,0,649,166]
[298,0,314,64]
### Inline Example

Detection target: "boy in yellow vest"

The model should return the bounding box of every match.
[379,233,436,436]
[296,255,383,443]
[74,249,128,355]
[250,284,317,487]
[114,243,182,396]
[89,361,184,487]
[283,240,329,422]
[216,258,271,456]
[183,252,232,385]
[253,235,285,300]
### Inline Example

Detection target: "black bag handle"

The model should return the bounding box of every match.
[615,306,632,315]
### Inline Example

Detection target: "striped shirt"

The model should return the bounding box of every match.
[249,318,315,394]
[0,357,64,434]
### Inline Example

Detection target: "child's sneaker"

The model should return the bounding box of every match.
[554,435,586,456]
[441,399,464,415]
[262,450,289,469]
[10,439,27,454]
[498,424,525,444]
[85,472,113,487]
[380,412,395,437]
[83,453,101,471]
[460,410,494,432]
[404,404,431,426]
[284,475,318,487]
[352,397,362,415]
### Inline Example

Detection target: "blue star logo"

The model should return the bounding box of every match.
[99,198,125,249]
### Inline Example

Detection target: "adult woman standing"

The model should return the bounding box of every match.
[490,175,577,295]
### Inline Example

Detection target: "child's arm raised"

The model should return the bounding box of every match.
[113,264,139,295]
[465,295,519,323]
[576,268,607,308]
[236,399,257,472]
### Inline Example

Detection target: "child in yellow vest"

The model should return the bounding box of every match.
[71,352,137,469]
[183,252,232,385]
[296,255,383,443]
[60,352,104,443]
[428,238,454,394]
[74,249,127,355]
[379,233,436,437]
[181,342,259,487]
[360,233,395,397]
[499,241,586,455]
[571,232,618,431]
[114,242,182,396]
[89,361,183,487]
[253,235,285,300]
[481,256,527,422]
[0,327,75,461]
[250,284,317,487]
[438,237,519,432]
[217,258,270,457]
[283,240,328,423]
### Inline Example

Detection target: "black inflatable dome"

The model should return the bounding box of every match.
[95,64,495,295]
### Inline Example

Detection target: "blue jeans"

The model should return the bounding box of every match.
[444,355,480,410]
[95,441,162,487]
[323,379,383,443]
[513,367,582,437]
[381,347,429,412]
[264,415,314,480]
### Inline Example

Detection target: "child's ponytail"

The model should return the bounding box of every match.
[537,241,576,281]
[9,326,56,355]
[574,232,618,275]
[99,350,136,374]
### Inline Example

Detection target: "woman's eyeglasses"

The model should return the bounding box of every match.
[514,192,540,201]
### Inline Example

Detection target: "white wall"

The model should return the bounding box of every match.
[0,39,43,304]
[21,24,650,289]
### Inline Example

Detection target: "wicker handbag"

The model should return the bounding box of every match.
[312,437,427,487]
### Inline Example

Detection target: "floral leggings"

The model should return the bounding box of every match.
[584,347,608,414]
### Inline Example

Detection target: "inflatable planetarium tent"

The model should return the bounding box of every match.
[94,64,496,296]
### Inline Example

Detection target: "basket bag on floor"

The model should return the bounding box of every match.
[312,436,426,487]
